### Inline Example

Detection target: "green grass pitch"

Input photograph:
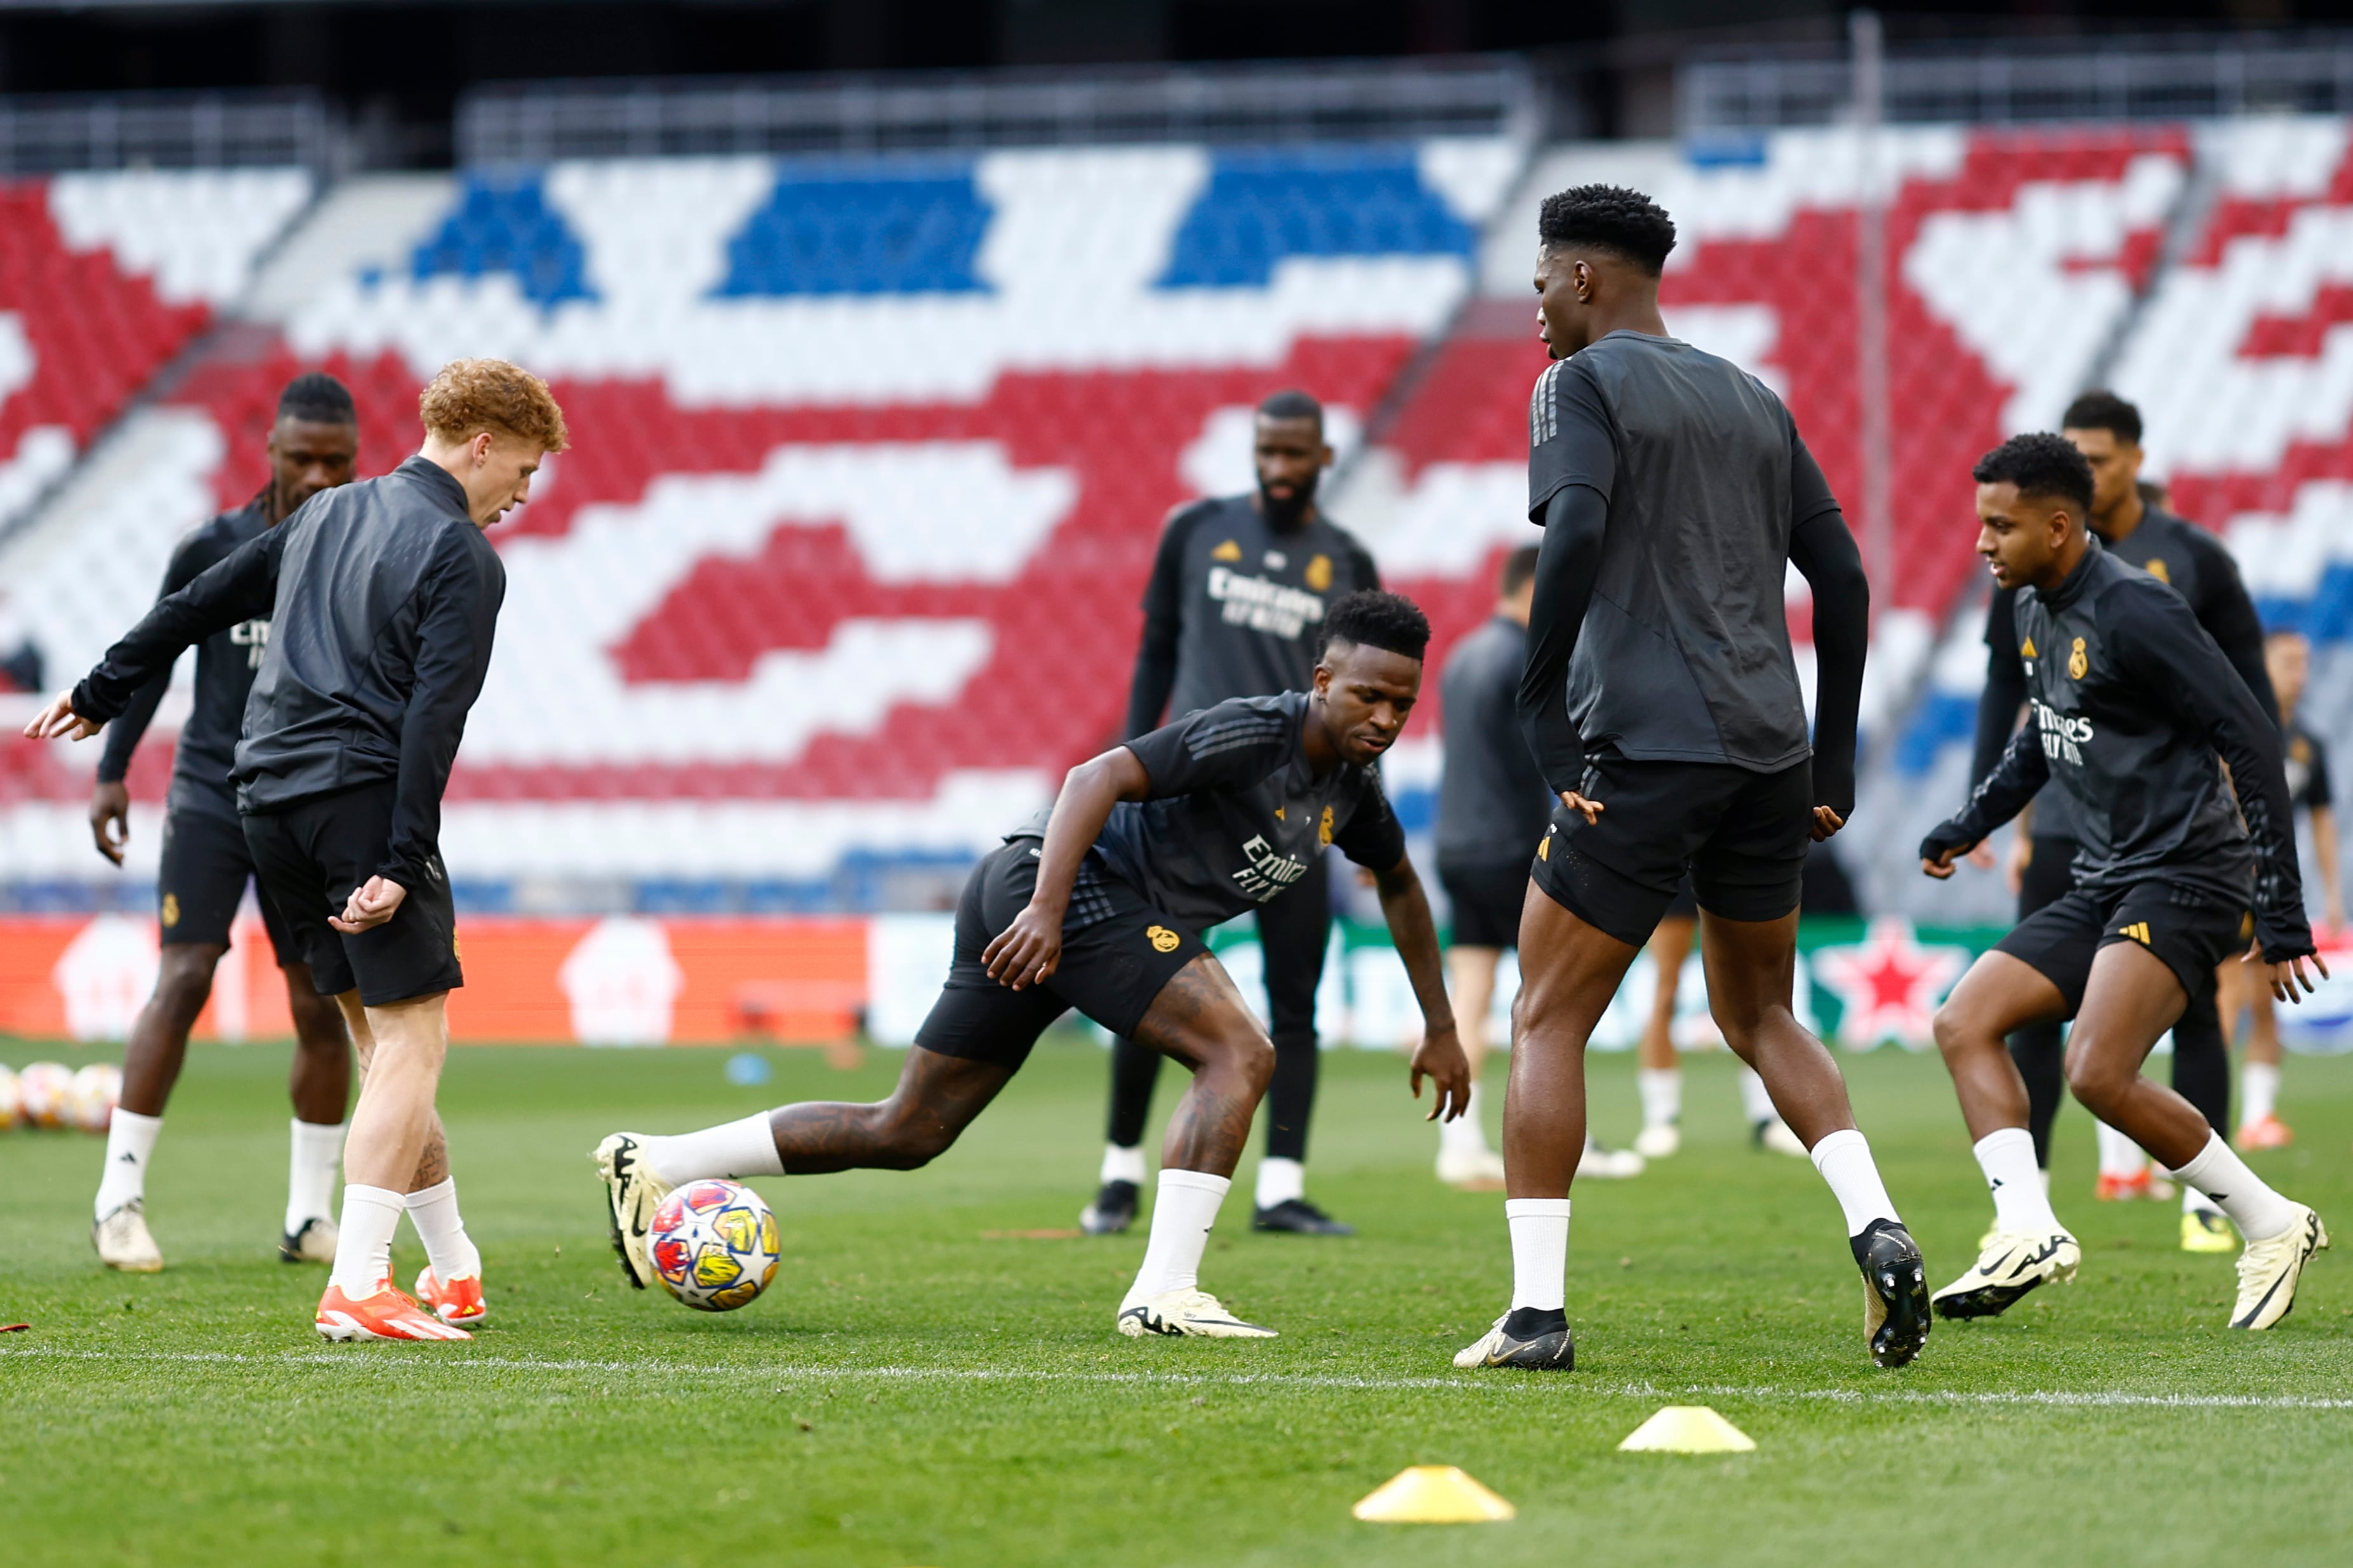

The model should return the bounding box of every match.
[3,1036,2350,1566]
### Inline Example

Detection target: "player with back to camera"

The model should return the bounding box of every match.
[1921,433,2328,1330]
[84,373,359,1275]
[1450,185,1927,1374]
[1430,543,1643,1187]
[1080,388,1382,1239]
[2216,629,2344,1150]
[27,358,564,1343]
[1972,392,2274,1251]
[595,591,1471,1340]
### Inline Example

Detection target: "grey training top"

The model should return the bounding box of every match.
[1435,614,1553,868]
[1012,692,1405,934]
[1526,331,1837,771]
[1125,494,1381,735]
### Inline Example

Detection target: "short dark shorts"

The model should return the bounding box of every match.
[242,782,464,1007]
[1437,859,1527,951]
[1528,756,1811,947]
[1994,880,2250,1015]
[157,797,295,963]
[915,841,1209,1070]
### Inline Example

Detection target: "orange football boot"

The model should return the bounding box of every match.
[2237,1114,2295,1151]
[2095,1169,2161,1202]
[414,1267,488,1326]
[315,1281,473,1341]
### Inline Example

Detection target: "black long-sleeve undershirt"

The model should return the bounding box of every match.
[1516,483,1869,814]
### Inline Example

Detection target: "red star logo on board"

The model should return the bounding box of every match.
[1810,916,1969,1050]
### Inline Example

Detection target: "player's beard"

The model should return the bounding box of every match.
[1257,471,1319,530]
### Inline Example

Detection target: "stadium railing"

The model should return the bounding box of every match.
[0,89,338,176]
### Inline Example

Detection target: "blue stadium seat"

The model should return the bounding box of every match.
[411,169,595,306]
[712,157,993,296]
[1156,145,1476,289]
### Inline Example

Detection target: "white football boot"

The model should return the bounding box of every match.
[1435,1146,1508,1189]
[1754,1117,1810,1157]
[1931,1228,2079,1320]
[93,1199,163,1273]
[1580,1138,1647,1179]
[592,1132,673,1290]
[1116,1288,1276,1338]
[1632,1123,1681,1159]
[279,1215,338,1264]
[2230,1204,2330,1330]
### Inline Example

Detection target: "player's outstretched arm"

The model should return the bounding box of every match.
[981,744,1152,991]
[1369,853,1469,1121]
[1920,720,2050,879]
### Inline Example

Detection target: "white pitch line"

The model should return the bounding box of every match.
[5,1346,2351,1411]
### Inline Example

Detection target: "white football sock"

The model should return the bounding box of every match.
[1438,1083,1491,1156]
[328,1184,406,1297]
[2095,1120,2149,1178]
[637,1112,784,1185]
[2241,1061,2281,1125]
[1506,1197,1572,1312]
[2180,1182,2225,1218]
[1099,1143,1146,1185]
[1638,1067,1682,1130]
[1128,1169,1230,1298]
[405,1176,482,1281]
[2172,1131,2296,1241]
[1254,1156,1304,1209]
[1808,1128,1900,1235]
[1974,1128,2063,1235]
[286,1119,343,1235]
[1737,1064,1777,1124]
[95,1108,162,1219]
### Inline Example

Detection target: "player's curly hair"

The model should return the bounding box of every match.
[1537,184,1677,275]
[2060,389,2142,446]
[1973,432,2093,517]
[418,358,570,452]
[277,371,355,425]
[1321,589,1431,662]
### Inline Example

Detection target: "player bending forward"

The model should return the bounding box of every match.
[597,591,1471,1338]
[1454,185,1928,1374]
[1923,434,2328,1331]
[27,359,564,1342]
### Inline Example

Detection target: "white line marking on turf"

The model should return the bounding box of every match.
[6,1347,2351,1411]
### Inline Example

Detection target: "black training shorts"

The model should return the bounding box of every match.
[157,797,296,963]
[1994,880,2250,1015]
[915,841,1209,1069]
[1529,757,1811,947]
[1438,859,1527,951]
[242,782,463,1007]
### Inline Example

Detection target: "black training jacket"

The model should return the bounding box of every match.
[1973,504,2276,841]
[95,494,275,822]
[72,456,505,892]
[1925,540,2310,961]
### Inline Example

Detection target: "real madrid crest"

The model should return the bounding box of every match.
[2067,636,2088,680]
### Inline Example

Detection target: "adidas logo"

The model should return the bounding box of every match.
[2118,921,2152,944]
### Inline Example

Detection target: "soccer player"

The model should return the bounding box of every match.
[1922,434,2328,1331]
[1973,392,2274,1250]
[84,373,358,1274]
[1454,185,1927,1373]
[1629,874,1810,1159]
[1432,544,1641,1186]
[595,591,1470,1339]
[2217,629,2343,1149]
[27,358,564,1342]
[1080,388,1382,1238]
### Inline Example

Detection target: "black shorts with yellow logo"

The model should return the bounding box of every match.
[915,840,1209,1069]
[156,796,296,962]
[1994,880,2248,1015]
[241,781,464,1007]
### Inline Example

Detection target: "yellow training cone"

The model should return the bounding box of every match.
[1351,1465,1517,1523]
[1616,1406,1756,1454]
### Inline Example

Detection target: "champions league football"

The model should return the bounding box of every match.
[4,8,2353,1565]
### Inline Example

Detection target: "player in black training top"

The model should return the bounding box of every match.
[30,357,565,1345]
[2217,628,2344,1149]
[81,373,359,1276]
[1452,185,1930,1376]
[1922,434,2329,1331]
[1972,391,2274,1249]
[1082,388,1382,1240]
[595,592,1469,1341]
